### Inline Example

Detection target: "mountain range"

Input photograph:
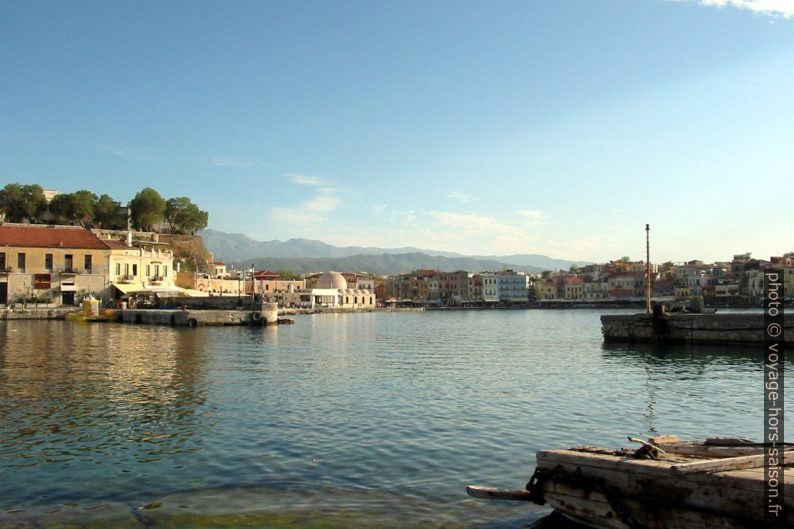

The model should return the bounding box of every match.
[200,229,590,275]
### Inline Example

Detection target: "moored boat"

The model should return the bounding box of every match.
[467,435,794,528]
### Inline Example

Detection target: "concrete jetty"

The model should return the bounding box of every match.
[116,302,282,327]
[602,312,794,345]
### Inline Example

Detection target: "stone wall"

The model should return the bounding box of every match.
[601,313,794,345]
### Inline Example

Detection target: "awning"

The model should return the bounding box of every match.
[110,283,134,295]
[111,283,202,297]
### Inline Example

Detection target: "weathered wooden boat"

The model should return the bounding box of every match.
[467,435,794,529]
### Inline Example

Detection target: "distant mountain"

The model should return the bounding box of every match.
[471,254,591,271]
[200,229,460,261]
[201,229,587,275]
[244,253,546,276]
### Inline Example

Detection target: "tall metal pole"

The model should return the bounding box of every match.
[646,224,651,314]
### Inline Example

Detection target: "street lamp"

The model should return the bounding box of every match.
[251,264,255,301]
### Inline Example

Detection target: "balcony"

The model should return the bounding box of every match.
[118,275,136,284]
[59,268,80,276]
[149,275,165,284]
[0,267,12,275]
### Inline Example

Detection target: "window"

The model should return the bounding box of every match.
[146,265,150,277]
[64,254,73,271]
[154,265,160,278]
[45,254,53,270]
[132,264,137,276]
[163,266,168,277]
[84,255,92,272]
[116,263,121,276]
[18,253,26,271]
[0,252,5,269]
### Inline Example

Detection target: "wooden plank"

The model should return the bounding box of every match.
[534,457,794,519]
[649,434,679,444]
[544,484,787,529]
[671,451,794,474]
[654,443,762,458]
[465,485,532,501]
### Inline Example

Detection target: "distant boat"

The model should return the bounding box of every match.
[468,435,793,529]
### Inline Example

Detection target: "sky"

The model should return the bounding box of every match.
[2,0,793,263]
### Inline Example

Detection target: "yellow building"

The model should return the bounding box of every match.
[0,224,111,305]
[104,238,177,300]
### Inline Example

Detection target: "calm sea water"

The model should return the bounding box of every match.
[0,309,783,528]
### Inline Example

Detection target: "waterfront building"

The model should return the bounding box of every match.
[497,270,530,303]
[437,270,469,303]
[104,237,177,300]
[0,224,110,306]
[282,271,376,309]
[563,276,584,300]
[607,273,645,299]
[582,280,607,300]
[482,273,499,303]
[535,279,556,300]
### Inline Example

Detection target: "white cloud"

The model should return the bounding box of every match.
[287,173,335,187]
[515,209,545,226]
[203,156,259,168]
[446,191,477,204]
[681,0,794,17]
[303,194,342,214]
[270,173,344,225]
[98,144,154,161]
[430,211,520,235]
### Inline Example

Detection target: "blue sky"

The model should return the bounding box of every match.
[2,0,793,262]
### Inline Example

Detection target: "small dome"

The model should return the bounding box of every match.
[316,271,347,290]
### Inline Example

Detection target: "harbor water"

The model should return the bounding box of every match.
[0,309,783,528]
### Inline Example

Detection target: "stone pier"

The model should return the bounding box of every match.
[601,313,794,345]
[117,302,281,327]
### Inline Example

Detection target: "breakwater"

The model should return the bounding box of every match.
[116,303,281,327]
[602,312,794,345]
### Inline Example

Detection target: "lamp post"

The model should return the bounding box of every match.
[646,224,651,314]
[251,264,255,302]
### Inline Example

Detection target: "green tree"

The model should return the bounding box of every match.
[49,193,73,223]
[70,190,97,226]
[129,187,166,231]
[0,183,46,222]
[276,270,304,281]
[165,196,209,235]
[94,194,126,229]
[47,190,96,226]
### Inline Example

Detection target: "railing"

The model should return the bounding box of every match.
[0,267,12,274]
[59,268,79,275]
[149,276,164,283]
[118,275,135,283]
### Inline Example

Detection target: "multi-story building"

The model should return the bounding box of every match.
[583,279,607,300]
[497,270,529,303]
[481,273,499,303]
[437,270,469,303]
[0,224,110,306]
[535,279,556,300]
[563,276,584,300]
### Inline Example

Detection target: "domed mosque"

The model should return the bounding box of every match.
[283,271,376,309]
[315,271,348,290]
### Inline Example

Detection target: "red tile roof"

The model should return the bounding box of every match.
[0,225,110,250]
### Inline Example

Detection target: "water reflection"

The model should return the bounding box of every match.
[0,322,208,506]
[0,311,780,528]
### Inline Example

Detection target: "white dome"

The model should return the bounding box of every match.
[316,271,347,290]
